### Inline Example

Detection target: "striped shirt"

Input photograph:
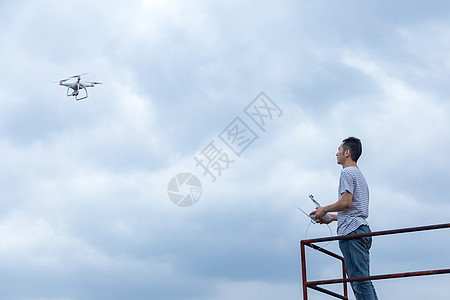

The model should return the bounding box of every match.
[337,166,370,236]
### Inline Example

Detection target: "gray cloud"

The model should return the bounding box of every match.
[1,1,449,300]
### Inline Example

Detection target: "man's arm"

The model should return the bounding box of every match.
[310,191,353,223]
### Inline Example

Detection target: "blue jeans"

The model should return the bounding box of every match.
[339,225,378,300]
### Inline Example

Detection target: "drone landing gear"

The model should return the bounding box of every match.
[67,87,88,101]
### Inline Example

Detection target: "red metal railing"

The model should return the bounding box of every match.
[300,223,450,299]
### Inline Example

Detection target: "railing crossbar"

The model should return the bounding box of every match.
[302,223,450,244]
[308,268,450,286]
[308,285,348,300]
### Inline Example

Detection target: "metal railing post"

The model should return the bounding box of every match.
[300,240,308,300]
[341,259,348,299]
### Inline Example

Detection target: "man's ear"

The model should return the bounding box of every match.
[344,149,351,157]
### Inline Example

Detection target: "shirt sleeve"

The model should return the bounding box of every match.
[339,169,355,196]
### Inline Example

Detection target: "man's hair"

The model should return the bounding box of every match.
[342,137,362,162]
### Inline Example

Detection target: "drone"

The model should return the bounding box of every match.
[55,73,102,101]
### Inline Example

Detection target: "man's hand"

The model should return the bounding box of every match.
[309,191,352,224]
[311,206,327,220]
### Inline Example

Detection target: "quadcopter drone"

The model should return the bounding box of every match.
[55,73,102,101]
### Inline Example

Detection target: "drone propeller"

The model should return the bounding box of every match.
[71,73,87,83]
[53,78,71,84]
[91,81,102,85]
[69,73,88,78]
[53,73,89,83]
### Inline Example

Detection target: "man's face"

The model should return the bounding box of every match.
[336,142,347,165]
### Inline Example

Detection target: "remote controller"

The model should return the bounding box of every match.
[308,195,332,223]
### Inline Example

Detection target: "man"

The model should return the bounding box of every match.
[310,137,378,300]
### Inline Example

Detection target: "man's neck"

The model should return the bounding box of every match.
[341,160,358,169]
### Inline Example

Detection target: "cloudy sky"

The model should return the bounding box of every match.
[1,0,450,299]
